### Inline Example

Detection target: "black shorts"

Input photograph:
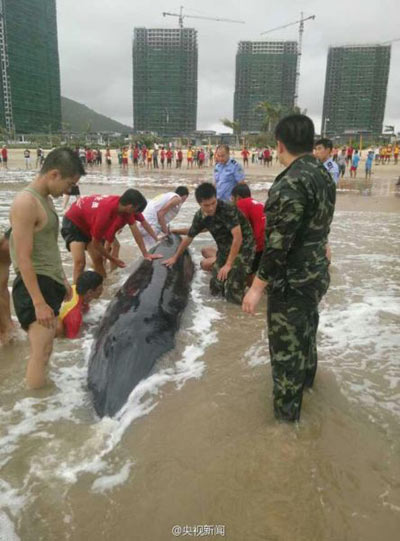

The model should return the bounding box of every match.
[251,251,263,274]
[69,185,80,196]
[61,216,91,251]
[12,274,66,331]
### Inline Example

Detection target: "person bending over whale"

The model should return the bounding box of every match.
[138,186,189,248]
[56,270,103,339]
[163,182,254,305]
[61,189,162,283]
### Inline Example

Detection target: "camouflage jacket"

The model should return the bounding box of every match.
[257,154,336,295]
[188,200,255,263]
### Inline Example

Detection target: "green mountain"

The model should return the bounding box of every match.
[61,96,132,134]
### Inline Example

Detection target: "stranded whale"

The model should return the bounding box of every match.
[87,234,194,417]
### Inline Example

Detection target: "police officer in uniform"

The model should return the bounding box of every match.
[243,115,336,422]
[214,144,245,201]
[314,138,340,185]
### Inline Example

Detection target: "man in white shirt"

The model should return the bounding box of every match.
[139,186,189,247]
[314,138,340,184]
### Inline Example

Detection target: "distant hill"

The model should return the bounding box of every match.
[61,96,132,134]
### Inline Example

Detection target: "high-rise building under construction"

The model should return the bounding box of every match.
[322,44,391,137]
[234,41,298,133]
[133,27,198,135]
[0,0,62,135]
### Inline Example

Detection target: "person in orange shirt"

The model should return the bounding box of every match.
[394,144,399,165]
[57,271,103,339]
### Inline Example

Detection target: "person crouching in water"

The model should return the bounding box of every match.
[163,182,254,305]
[231,183,266,284]
[57,271,103,339]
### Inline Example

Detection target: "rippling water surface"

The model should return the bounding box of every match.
[0,169,399,541]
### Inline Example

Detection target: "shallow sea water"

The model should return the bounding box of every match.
[0,167,399,541]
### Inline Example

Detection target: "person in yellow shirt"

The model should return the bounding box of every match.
[187,147,193,169]
[57,271,103,339]
[394,144,399,165]
[147,148,153,170]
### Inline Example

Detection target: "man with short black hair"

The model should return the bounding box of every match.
[9,147,85,388]
[314,138,339,184]
[214,144,245,201]
[62,189,162,283]
[139,186,189,248]
[243,115,336,422]
[163,182,254,305]
[231,183,266,278]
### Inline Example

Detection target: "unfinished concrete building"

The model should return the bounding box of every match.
[133,27,198,136]
[322,44,391,138]
[0,0,62,135]
[234,41,298,133]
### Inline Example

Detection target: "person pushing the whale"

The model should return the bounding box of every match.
[163,182,254,305]
[61,189,162,283]
[138,186,189,248]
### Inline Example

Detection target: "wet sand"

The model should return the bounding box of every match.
[0,163,399,540]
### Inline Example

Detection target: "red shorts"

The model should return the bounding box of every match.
[350,166,357,171]
[122,158,128,165]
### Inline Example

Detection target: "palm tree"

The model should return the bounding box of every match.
[220,118,241,147]
[255,102,282,134]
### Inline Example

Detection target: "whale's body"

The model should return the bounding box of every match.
[87,234,194,417]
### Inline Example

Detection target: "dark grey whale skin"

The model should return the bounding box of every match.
[87,234,194,418]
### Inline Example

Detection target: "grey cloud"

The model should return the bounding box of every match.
[57,0,400,132]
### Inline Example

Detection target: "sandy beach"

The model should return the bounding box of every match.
[0,153,399,540]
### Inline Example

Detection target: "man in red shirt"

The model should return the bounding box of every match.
[61,189,161,282]
[263,147,271,167]
[231,183,266,279]
[166,149,173,169]
[57,270,103,339]
[1,145,8,169]
[241,147,250,167]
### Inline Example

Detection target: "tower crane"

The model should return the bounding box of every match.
[261,13,316,105]
[162,6,245,29]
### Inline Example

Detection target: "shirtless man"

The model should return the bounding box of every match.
[9,147,85,388]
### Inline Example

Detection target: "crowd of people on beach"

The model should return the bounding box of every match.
[0,114,399,422]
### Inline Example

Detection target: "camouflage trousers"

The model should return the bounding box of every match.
[209,252,251,305]
[267,293,320,422]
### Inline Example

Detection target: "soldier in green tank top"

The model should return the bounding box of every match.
[9,148,85,389]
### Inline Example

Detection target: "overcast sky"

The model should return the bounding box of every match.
[57,0,400,133]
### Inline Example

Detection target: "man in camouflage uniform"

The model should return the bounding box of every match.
[163,182,254,305]
[243,115,336,422]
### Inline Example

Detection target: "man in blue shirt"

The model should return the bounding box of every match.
[214,144,245,201]
[351,151,361,178]
[365,150,373,180]
[314,138,340,184]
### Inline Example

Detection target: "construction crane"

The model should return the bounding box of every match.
[260,13,316,105]
[162,6,245,29]
[381,37,400,45]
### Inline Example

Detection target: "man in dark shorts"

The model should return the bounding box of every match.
[9,147,85,388]
[231,183,266,280]
[61,190,162,283]
[163,182,255,305]
[242,115,336,422]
